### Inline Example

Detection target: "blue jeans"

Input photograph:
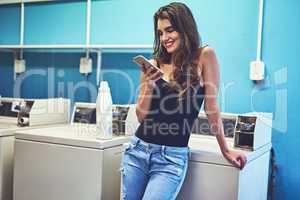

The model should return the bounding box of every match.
[121,136,189,200]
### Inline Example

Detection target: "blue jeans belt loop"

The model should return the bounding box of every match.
[145,144,148,152]
[132,136,139,147]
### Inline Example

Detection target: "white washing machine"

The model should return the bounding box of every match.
[13,102,136,200]
[0,119,17,200]
[13,124,130,200]
[0,98,69,200]
[177,112,273,200]
[176,135,271,200]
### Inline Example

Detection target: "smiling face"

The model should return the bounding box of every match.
[157,18,181,54]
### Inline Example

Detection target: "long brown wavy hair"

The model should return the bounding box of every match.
[153,2,202,101]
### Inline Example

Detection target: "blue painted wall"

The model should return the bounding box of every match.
[262,0,300,199]
[0,0,299,198]
[0,4,20,44]
[24,1,86,44]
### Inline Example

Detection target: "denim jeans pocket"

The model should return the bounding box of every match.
[163,153,186,166]
[162,152,188,178]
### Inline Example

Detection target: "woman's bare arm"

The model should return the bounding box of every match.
[201,47,247,169]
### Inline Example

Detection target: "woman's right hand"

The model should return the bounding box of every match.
[141,64,163,88]
[136,62,163,122]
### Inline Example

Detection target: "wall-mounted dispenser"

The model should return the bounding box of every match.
[250,60,264,81]
[250,0,265,81]
[14,59,26,74]
[79,0,92,75]
[79,56,92,74]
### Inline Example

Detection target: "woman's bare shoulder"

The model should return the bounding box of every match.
[199,46,216,62]
[198,46,218,70]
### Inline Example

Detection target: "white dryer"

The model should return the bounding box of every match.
[177,112,273,200]
[0,119,16,200]
[14,124,130,200]
[13,102,134,200]
[177,135,271,200]
[0,97,69,200]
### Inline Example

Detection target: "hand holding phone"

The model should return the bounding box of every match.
[133,55,164,74]
[133,55,168,83]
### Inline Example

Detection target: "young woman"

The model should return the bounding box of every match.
[121,2,247,200]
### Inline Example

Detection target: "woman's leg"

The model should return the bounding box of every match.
[142,148,189,200]
[121,143,149,200]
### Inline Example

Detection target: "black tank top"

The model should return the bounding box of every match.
[135,72,205,147]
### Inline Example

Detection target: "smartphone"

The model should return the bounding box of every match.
[133,55,164,74]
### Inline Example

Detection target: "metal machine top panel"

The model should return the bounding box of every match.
[188,135,271,166]
[0,116,18,137]
[15,124,130,149]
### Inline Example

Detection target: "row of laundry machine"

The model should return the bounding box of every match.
[0,97,138,200]
[0,96,273,200]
